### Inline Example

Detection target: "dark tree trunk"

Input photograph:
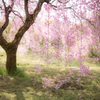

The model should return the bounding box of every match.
[0,0,48,74]
[6,47,17,74]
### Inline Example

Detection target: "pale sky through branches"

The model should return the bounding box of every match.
[0,0,93,25]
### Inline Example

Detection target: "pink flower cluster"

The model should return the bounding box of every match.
[34,65,42,74]
[55,77,70,90]
[42,78,50,88]
[78,65,91,76]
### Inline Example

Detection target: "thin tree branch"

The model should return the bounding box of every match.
[32,0,48,21]
[13,0,47,46]
[71,8,95,28]
[50,3,72,10]
[12,10,25,23]
[24,0,30,18]
[0,0,14,49]
[0,0,12,33]
[2,0,6,9]
[29,0,37,4]
[58,0,70,4]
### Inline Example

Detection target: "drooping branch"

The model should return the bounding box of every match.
[58,0,70,4]
[50,0,94,28]
[50,3,72,10]
[49,0,72,10]
[71,8,96,28]
[12,10,25,23]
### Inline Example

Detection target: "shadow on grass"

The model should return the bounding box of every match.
[0,67,32,100]
[0,67,53,100]
[8,68,26,77]
[0,65,100,100]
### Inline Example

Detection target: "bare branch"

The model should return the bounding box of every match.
[57,0,71,4]
[12,10,25,23]
[32,0,47,21]
[0,0,14,49]
[29,0,38,4]
[24,0,30,18]
[50,0,55,4]
[11,0,14,8]
[13,0,46,46]
[50,3,72,10]
[0,0,13,33]
[2,0,6,9]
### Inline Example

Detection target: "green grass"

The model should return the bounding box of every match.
[0,47,100,100]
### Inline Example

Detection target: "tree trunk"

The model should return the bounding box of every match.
[0,0,47,74]
[6,47,17,74]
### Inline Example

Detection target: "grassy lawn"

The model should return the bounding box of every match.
[0,47,100,100]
